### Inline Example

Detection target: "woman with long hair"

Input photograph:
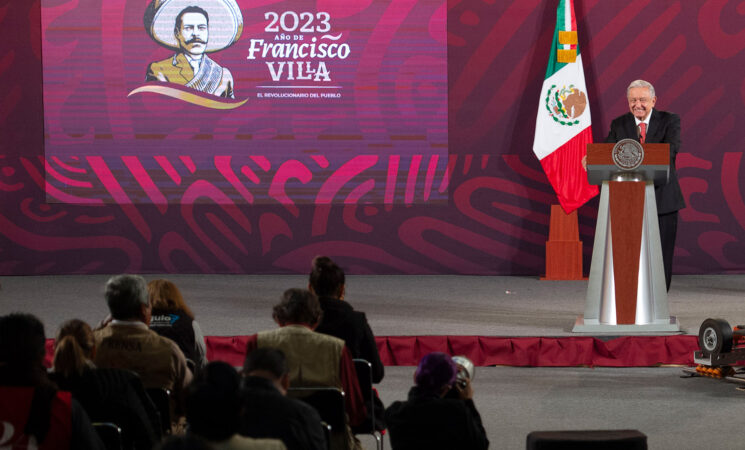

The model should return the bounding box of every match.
[53,319,96,378]
[147,279,207,369]
[52,319,160,450]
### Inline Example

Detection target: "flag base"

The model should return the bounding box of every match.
[543,204,584,280]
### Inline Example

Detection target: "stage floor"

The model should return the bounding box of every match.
[2,274,743,338]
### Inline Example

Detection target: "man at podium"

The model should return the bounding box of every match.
[605,79,686,291]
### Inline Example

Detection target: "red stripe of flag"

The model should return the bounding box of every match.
[539,126,598,213]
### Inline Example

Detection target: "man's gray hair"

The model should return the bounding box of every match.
[105,274,148,320]
[627,79,655,98]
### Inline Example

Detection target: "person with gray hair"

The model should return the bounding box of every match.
[242,288,366,450]
[605,79,685,291]
[105,274,150,321]
[626,79,655,98]
[94,274,193,416]
[240,348,327,450]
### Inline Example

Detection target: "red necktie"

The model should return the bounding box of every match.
[639,123,647,143]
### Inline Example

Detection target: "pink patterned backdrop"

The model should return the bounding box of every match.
[1,0,744,275]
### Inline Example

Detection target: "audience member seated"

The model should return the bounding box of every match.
[308,256,385,430]
[309,256,384,383]
[186,361,286,450]
[384,352,489,450]
[0,313,105,450]
[51,318,161,450]
[239,348,327,450]
[243,288,366,450]
[148,279,208,370]
[93,274,193,413]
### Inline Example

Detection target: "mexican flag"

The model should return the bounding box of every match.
[533,0,598,214]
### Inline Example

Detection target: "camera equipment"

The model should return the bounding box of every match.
[451,355,474,389]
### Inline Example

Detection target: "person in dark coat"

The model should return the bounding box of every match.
[385,352,489,450]
[186,361,286,449]
[148,279,208,369]
[239,348,327,450]
[0,313,105,450]
[308,256,384,383]
[51,319,161,450]
[605,79,685,291]
[308,256,386,432]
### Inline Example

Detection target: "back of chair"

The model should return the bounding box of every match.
[145,387,172,436]
[353,359,373,397]
[352,359,374,430]
[320,421,332,450]
[287,386,346,433]
[352,359,384,450]
[92,422,123,450]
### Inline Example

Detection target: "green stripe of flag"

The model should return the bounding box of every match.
[543,0,582,80]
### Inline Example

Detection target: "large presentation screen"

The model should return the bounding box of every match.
[41,0,448,205]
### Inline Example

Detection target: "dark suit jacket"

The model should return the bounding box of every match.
[51,368,161,450]
[605,110,685,214]
[239,376,326,450]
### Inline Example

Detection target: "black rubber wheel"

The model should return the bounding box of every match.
[698,318,733,356]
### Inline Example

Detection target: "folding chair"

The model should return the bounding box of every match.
[352,358,384,450]
[288,386,346,450]
[145,387,172,436]
[92,422,123,450]
[320,421,333,450]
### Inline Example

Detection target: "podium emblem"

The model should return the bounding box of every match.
[611,139,644,171]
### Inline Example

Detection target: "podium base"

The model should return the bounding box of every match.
[572,316,680,334]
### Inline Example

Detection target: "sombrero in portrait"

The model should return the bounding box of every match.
[144,0,243,53]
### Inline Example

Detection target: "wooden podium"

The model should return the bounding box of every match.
[573,140,679,333]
